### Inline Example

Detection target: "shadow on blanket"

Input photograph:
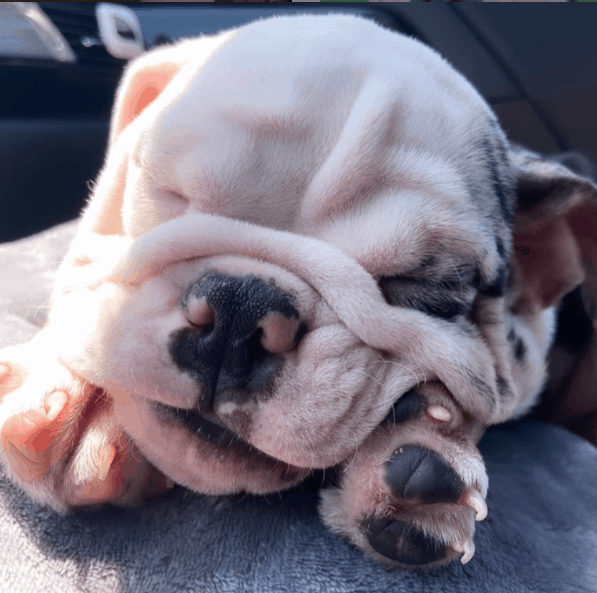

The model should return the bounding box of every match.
[0,222,596,593]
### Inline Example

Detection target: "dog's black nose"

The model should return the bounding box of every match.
[169,273,304,406]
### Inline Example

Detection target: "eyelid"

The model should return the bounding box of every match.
[377,273,477,320]
[379,264,477,287]
[159,188,189,203]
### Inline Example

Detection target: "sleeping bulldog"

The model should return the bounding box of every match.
[1,14,596,569]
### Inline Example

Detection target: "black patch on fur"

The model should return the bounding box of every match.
[414,255,437,274]
[383,389,425,425]
[484,119,516,226]
[473,372,496,405]
[507,328,516,343]
[516,148,597,217]
[514,337,526,362]
[378,267,475,320]
[516,176,581,214]
[386,445,465,504]
[495,374,513,400]
[495,236,506,260]
[478,264,509,298]
[362,517,449,566]
[468,371,497,410]
[550,151,597,180]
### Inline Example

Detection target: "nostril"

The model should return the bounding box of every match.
[194,321,214,336]
[246,329,268,364]
[176,274,305,397]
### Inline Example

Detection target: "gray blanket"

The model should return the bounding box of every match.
[1,222,596,593]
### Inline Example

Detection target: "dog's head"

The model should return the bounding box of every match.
[50,15,597,494]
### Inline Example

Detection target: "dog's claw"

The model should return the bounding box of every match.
[455,540,475,565]
[323,381,488,568]
[463,489,487,521]
[426,405,451,422]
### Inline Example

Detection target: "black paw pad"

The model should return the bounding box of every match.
[384,389,424,425]
[363,517,449,565]
[386,445,464,504]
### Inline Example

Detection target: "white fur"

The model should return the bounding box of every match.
[0,16,566,531]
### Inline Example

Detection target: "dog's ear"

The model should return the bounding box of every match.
[48,41,196,299]
[511,147,597,444]
[80,30,234,242]
[509,145,597,317]
[108,45,186,148]
[85,43,191,239]
[52,32,237,300]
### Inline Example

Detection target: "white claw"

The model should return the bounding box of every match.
[458,540,476,565]
[426,405,451,422]
[465,490,488,521]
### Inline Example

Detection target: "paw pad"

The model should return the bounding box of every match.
[2,390,69,482]
[322,384,488,568]
[386,445,464,504]
[363,517,449,565]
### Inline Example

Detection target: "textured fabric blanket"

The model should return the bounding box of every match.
[0,221,596,592]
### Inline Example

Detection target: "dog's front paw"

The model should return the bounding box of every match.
[0,334,171,511]
[319,384,487,569]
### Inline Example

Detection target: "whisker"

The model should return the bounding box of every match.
[353,368,383,388]
[343,440,360,471]
[373,352,423,386]
[450,259,465,300]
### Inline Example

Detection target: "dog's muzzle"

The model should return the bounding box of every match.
[168,273,306,411]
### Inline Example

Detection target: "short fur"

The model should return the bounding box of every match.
[1,15,596,568]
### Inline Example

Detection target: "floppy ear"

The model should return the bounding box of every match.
[85,43,190,239]
[509,146,597,315]
[509,145,597,443]
[108,47,186,149]
[49,42,193,298]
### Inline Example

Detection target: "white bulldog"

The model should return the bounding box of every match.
[1,14,596,568]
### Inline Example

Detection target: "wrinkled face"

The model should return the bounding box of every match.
[65,22,524,495]
[83,143,514,496]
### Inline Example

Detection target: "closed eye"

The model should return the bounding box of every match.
[378,269,477,320]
